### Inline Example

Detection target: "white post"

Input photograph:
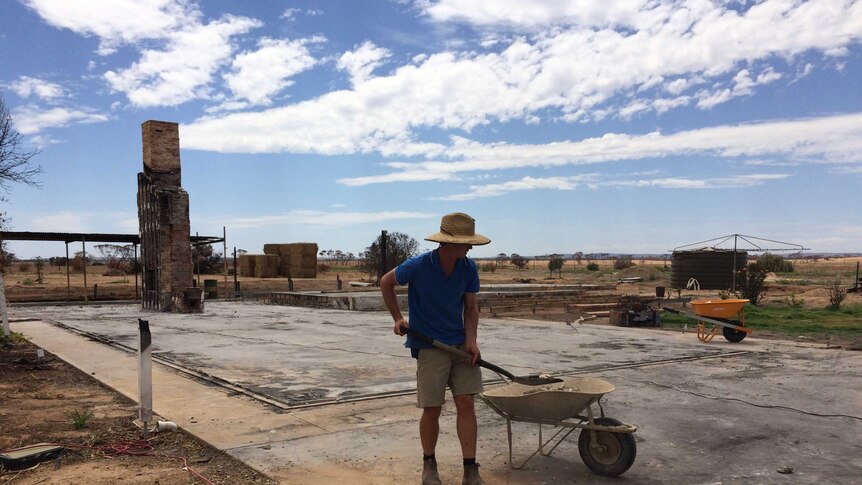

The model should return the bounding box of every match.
[138,319,153,435]
[0,272,9,336]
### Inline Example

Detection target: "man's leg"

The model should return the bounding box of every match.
[452,394,477,458]
[420,406,442,455]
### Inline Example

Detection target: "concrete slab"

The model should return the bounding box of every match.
[10,302,862,484]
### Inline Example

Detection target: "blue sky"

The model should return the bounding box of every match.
[1,0,861,260]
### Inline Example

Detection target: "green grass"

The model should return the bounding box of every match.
[661,303,862,337]
[67,408,94,429]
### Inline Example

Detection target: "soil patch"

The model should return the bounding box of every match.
[0,339,276,485]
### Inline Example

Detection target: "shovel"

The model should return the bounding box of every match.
[400,326,562,386]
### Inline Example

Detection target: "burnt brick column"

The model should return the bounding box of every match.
[137,120,198,312]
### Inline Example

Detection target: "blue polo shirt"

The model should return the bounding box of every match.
[395,249,480,352]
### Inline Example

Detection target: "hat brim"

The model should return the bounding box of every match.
[425,232,491,246]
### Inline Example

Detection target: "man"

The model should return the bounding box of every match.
[380,212,490,485]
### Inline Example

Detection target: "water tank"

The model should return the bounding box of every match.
[671,249,747,290]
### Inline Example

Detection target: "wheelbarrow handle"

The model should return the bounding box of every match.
[661,306,681,314]
[399,325,516,381]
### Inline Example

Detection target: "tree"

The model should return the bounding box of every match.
[358,232,419,282]
[192,244,223,274]
[34,256,45,283]
[495,253,508,267]
[573,252,583,265]
[0,93,42,275]
[0,94,42,192]
[510,253,528,270]
[95,244,134,274]
[548,254,564,278]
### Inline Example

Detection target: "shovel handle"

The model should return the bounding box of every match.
[399,326,516,380]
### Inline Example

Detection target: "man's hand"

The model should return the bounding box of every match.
[465,339,481,365]
[393,318,409,336]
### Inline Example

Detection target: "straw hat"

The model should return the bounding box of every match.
[425,212,491,246]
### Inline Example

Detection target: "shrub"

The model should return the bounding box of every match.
[759,253,794,273]
[18,261,31,272]
[68,408,93,429]
[548,255,564,277]
[317,263,331,273]
[827,278,847,308]
[737,262,768,305]
[613,255,634,270]
[480,262,496,273]
[510,253,528,270]
[587,262,600,271]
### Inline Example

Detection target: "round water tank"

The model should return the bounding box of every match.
[671,249,747,290]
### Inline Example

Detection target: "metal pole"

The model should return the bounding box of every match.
[380,230,388,283]
[134,244,139,300]
[138,319,153,437]
[233,246,238,297]
[732,234,738,291]
[82,238,88,304]
[65,242,70,300]
[223,226,228,286]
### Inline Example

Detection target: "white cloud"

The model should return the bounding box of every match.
[224,37,320,106]
[7,76,66,100]
[184,1,862,154]
[280,8,301,20]
[434,174,597,200]
[337,41,392,85]
[104,15,261,107]
[13,106,109,135]
[222,210,437,229]
[24,0,200,55]
[336,113,862,186]
[432,172,789,200]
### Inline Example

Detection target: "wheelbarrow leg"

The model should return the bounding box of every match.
[696,322,719,342]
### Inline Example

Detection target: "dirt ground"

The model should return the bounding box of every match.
[1,256,859,483]
[0,338,277,484]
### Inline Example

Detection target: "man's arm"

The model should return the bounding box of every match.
[380,269,408,335]
[463,292,481,364]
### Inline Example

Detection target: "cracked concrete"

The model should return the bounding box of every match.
[9,301,862,484]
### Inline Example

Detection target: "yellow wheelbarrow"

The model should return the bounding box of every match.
[663,299,751,343]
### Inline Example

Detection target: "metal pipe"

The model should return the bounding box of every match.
[82,238,88,304]
[65,242,70,300]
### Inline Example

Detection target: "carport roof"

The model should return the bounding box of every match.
[0,231,224,245]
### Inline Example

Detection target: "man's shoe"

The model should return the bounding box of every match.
[422,458,442,485]
[462,463,485,485]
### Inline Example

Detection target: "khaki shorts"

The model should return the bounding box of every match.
[416,346,484,408]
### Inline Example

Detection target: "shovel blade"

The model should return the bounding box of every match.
[512,375,564,386]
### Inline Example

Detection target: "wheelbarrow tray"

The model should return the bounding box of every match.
[481,377,615,421]
[690,299,748,319]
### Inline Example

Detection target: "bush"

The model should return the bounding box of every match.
[510,254,528,270]
[587,262,600,271]
[480,262,496,273]
[359,231,419,281]
[318,263,331,273]
[17,261,31,272]
[737,262,768,305]
[759,253,794,273]
[548,255,564,277]
[613,255,634,270]
[828,278,847,308]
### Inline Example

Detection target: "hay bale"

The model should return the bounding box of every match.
[239,254,255,277]
[263,244,281,256]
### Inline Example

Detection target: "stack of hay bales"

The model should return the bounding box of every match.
[263,243,318,278]
[238,254,255,277]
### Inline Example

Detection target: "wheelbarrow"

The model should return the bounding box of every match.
[663,298,751,343]
[478,376,638,477]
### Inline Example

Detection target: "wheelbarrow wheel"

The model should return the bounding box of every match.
[578,417,636,477]
[722,325,747,342]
